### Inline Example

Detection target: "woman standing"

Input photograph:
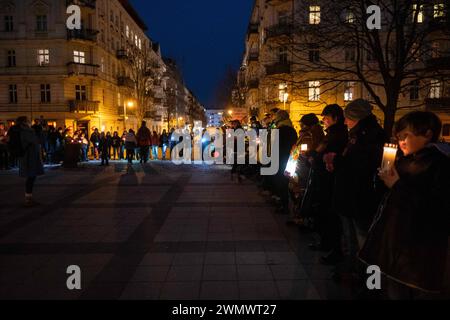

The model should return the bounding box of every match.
[12,117,44,207]
[125,129,137,164]
[111,131,121,160]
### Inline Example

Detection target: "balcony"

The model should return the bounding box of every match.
[67,62,99,76]
[153,98,164,105]
[266,23,293,40]
[247,23,259,38]
[247,79,259,89]
[0,104,69,113]
[248,51,259,62]
[117,76,135,88]
[425,97,450,112]
[265,0,290,5]
[265,62,291,75]
[67,28,98,42]
[118,106,135,116]
[69,100,99,113]
[116,49,129,60]
[66,0,96,9]
[425,56,450,71]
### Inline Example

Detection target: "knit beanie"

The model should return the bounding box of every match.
[344,99,373,121]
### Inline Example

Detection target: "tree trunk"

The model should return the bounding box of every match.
[383,95,399,139]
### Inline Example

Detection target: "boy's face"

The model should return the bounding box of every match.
[322,115,336,129]
[397,127,431,156]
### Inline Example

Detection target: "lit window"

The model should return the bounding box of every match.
[344,82,355,102]
[434,4,445,18]
[430,80,441,98]
[308,81,320,101]
[74,51,86,64]
[126,25,129,38]
[412,4,424,23]
[345,10,355,24]
[309,6,321,25]
[135,35,138,46]
[139,39,142,50]
[37,49,49,65]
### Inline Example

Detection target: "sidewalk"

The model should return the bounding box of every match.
[0,161,353,300]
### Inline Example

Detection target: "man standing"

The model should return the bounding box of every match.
[90,128,100,160]
[136,121,151,163]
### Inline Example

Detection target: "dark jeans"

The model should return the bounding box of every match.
[112,147,120,160]
[26,177,36,194]
[140,146,149,163]
[0,146,9,169]
[101,151,109,165]
[126,149,135,164]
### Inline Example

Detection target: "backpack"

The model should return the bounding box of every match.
[7,125,25,157]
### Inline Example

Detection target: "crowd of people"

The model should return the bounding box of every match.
[2,100,449,299]
[245,100,449,300]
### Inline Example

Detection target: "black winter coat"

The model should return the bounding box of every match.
[332,115,387,230]
[359,145,450,293]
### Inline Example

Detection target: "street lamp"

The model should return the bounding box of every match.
[124,100,134,130]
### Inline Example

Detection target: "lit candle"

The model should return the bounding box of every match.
[301,144,308,152]
[381,143,398,173]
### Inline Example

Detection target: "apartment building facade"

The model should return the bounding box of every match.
[238,0,450,139]
[0,0,204,135]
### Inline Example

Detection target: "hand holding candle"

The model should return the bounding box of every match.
[381,143,398,174]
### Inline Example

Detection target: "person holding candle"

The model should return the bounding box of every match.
[331,99,386,268]
[286,113,324,225]
[301,105,349,257]
[359,111,450,299]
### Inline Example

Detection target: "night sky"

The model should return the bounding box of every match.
[129,0,254,108]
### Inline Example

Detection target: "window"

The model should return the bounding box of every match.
[138,39,142,50]
[431,42,440,58]
[278,11,289,25]
[308,81,320,101]
[40,84,51,103]
[367,50,376,62]
[36,15,47,32]
[135,35,138,46]
[73,50,85,64]
[309,45,320,62]
[434,4,445,18]
[75,85,87,101]
[126,25,129,38]
[429,80,441,98]
[7,50,16,67]
[344,82,355,101]
[412,4,424,23]
[117,92,121,106]
[100,57,104,72]
[4,16,13,31]
[443,124,450,137]
[37,49,49,66]
[278,46,288,63]
[309,6,321,24]
[345,10,355,24]
[345,49,355,62]
[8,84,17,104]
[409,80,420,100]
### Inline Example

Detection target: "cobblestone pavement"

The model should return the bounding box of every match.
[0,161,356,300]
